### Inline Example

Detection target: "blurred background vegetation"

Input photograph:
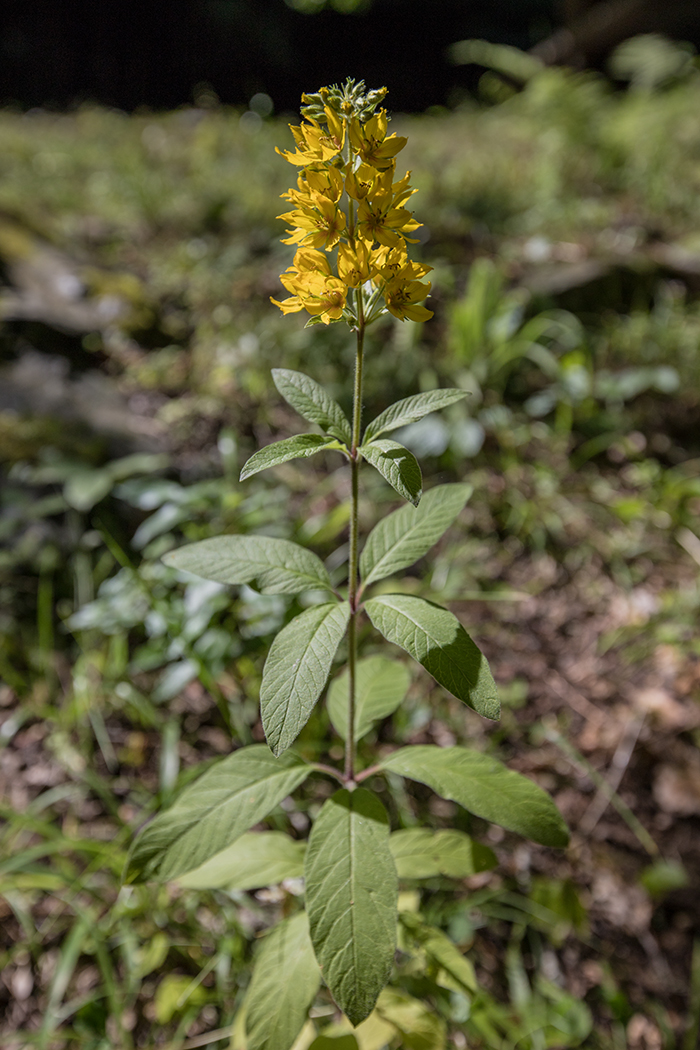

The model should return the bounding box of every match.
[2,4,700,1049]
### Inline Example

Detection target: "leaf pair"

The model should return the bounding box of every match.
[241,369,351,481]
[127,742,567,888]
[240,369,468,507]
[179,826,494,892]
[358,388,468,505]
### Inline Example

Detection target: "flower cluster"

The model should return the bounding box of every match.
[271,81,433,326]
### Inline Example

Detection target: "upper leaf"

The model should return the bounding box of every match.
[360,440,422,506]
[245,911,321,1050]
[364,594,500,720]
[360,483,472,587]
[163,535,332,595]
[364,389,468,443]
[240,434,344,481]
[389,828,496,880]
[177,831,306,891]
[327,656,411,742]
[261,602,351,755]
[272,368,352,445]
[305,789,398,1027]
[380,745,570,848]
[125,745,311,882]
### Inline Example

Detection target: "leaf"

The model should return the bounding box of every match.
[360,483,472,587]
[245,912,321,1050]
[177,831,306,891]
[240,435,343,481]
[320,1013,397,1050]
[360,440,422,506]
[305,789,398,1026]
[380,746,570,848]
[389,828,497,880]
[262,602,351,755]
[375,988,446,1050]
[163,535,332,595]
[364,594,500,720]
[125,745,311,882]
[327,656,411,742]
[273,368,352,444]
[364,389,468,443]
[308,1036,359,1050]
[398,912,477,994]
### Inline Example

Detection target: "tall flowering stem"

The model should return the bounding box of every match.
[272,81,434,778]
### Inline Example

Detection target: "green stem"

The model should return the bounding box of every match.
[345,289,365,782]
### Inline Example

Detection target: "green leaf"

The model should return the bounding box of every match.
[163,535,332,595]
[273,368,352,444]
[389,828,496,880]
[240,435,344,481]
[360,440,422,506]
[305,789,398,1026]
[245,912,321,1050]
[327,656,411,742]
[308,1036,359,1050]
[262,602,351,755]
[360,483,472,587]
[364,594,500,720]
[125,746,311,882]
[375,988,446,1050]
[177,831,306,891]
[399,912,477,994]
[364,390,468,443]
[380,746,570,848]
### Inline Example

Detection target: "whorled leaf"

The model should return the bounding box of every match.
[125,746,311,882]
[305,789,398,1026]
[364,389,468,443]
[360,483,472,587]
[381,745,570,848]
[360,440,422,506]
[261,602,351,755]
[163,534,332,595]
[272,368,352,444]
[364,594,500,720]
[326,656,411,742]
[240,434,344,481]
[245,911,321,1050]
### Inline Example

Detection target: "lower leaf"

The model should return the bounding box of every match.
[245,911,321,1050]
[304,789,398,1026]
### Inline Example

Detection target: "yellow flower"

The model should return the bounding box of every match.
[337,242,371,288]
[345,163,382,202]
[349,109,407,169]
[276,105,345,166]
[371,246,431,283]
[356,193,420,248]
[284,165,344,207]
[384,275,433,322]
[278,194,346,251]
[302,274,348,324]
[271,249,347,324]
